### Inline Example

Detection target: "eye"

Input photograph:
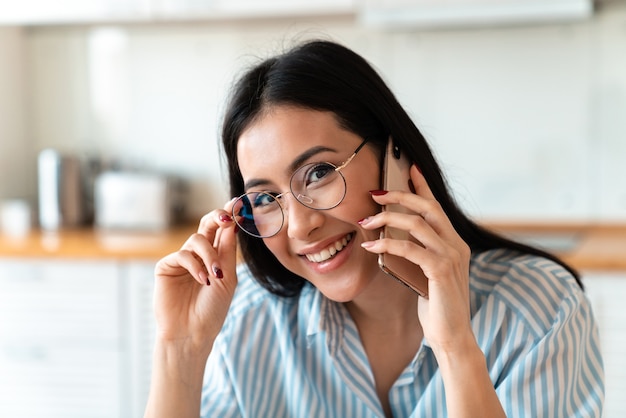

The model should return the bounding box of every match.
[251,192,279,208]
[303,163,335,187]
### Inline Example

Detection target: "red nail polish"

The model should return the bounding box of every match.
[213,266,224,279]
[201,271,210,286]
[219,214,233,223]
[369,190,388,196]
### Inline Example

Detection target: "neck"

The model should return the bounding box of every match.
[344,274,420,335]
[344,272,423,418]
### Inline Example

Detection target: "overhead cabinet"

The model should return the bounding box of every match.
[1,0,594,26]
[157,0,356,19]
[0,0,151,25]
[0,0,356,25]
[360,0,594,28]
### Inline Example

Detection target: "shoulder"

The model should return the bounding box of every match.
[226,264,282,317]
[216,264,313,344]
[470,249,588,338]
[224,264,296,319]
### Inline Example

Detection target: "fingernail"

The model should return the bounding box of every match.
[408,179,416,194]
[219,214,233,223]
[361,241,375,249]
[213,265,224,279]
[200,270,210,286]
[357,217,371,225]
[415,164,422,174]
[369,190,388,196]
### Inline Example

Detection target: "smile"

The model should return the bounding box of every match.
[305,233,354,263]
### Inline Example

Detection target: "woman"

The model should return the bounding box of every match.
[144,40,604,418]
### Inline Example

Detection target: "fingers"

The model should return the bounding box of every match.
[408,164,436,200]
[360,165,470,278]
[156,245,211,286]
[197,207,234,241]
[360,211,447,256]
[367,177,455,243]
[181,234,224,285]
[158,204,238,286]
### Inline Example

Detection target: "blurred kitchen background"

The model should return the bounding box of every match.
[0,0,625,417]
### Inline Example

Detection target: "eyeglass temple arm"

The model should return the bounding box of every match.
[335,139,369,171]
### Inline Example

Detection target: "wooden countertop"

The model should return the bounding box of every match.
[485,222,626,272]
[1,222,625,270]
[0,225,197,260]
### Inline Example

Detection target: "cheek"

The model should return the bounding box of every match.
[342,192,379,222]
[342,169,381,219]
[261,236,292,265]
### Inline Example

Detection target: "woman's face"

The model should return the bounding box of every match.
[237,106,383,302]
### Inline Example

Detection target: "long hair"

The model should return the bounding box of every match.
[221,39,581,297]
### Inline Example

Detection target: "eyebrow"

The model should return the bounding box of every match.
[242,145,337,191]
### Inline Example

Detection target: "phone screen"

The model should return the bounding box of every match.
[378,138,429,298]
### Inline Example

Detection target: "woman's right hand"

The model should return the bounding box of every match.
[152,204,239,354]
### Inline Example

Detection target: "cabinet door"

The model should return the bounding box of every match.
[210,0,355,17]
[0,0,149,24]
[0,343,122,418]
[0,260,121,340]
[583,273,626,418]
[123,261,157,418]
[0,259,124,418]
[361,0,592,28]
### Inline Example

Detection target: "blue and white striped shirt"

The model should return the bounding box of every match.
[200,249,604,417]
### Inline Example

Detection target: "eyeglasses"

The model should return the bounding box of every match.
[232,138,369,238]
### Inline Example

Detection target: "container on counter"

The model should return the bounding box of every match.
[37,149,85,230]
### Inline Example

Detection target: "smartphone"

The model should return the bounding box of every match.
[378,138,429,298]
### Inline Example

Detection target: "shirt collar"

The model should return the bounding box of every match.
[305,286,345,355]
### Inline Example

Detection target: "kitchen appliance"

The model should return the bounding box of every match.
[94,171,185,231]
[37,149,84,230]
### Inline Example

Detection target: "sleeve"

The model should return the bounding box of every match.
[492,278,605,418]
[199,341,242,418]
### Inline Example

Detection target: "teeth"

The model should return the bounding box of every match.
[306,234,352,263]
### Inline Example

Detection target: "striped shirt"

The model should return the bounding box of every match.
[200,249,604,417]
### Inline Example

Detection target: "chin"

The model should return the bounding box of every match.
[308,268,375,303]
[316,287,362,304]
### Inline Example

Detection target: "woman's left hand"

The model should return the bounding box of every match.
[359,164,474,355]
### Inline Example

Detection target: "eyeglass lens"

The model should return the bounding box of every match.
[233,162,347,238]
[232,192,284,238]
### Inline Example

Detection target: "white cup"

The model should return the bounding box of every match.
[0,199,32,237]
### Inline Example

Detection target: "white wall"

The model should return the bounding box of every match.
[0,26,29,200]
[2,3,626,221]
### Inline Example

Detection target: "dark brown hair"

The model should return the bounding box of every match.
[221,39,581,297]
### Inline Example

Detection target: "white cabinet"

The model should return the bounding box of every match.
[0,259,124,418]
[0,258,157,418]
[208,0,355,18]
[0,0,356,25]
[360,0,593,28]
[124,262,157,418]
[0,0,151,25]
[582,273,626,418]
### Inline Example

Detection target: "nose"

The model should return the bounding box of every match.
[283,194,324,240]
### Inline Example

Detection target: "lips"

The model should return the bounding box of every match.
[304,233,353,263]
